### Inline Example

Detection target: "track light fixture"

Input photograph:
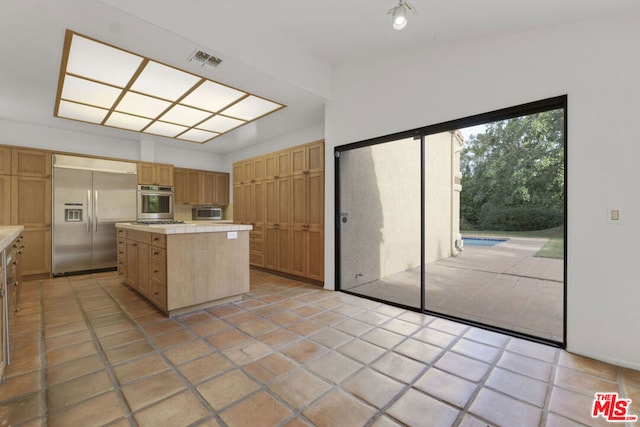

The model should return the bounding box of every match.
[387,1,416,31]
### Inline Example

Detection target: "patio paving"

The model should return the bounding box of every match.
[345,237,564,343]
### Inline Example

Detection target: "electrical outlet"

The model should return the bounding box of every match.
[607,208,622,224]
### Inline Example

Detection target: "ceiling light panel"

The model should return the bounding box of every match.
[55,30,285,143]
[220,95,283,121]
[131,61,201,101]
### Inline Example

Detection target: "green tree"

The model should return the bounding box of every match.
[460,109,564,230]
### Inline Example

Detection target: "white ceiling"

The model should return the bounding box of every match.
[2,0,639,154]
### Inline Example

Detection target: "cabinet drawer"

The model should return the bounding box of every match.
[150,260,166,283]
[117,228,127,238]
[150,247,166,262]
[117,239,126,256]
[150,233,166,248]
[127,229,151,244]
[150,279,167,310]
[249,241,263,254]
[249,230,263,242]
[250,253,264,266]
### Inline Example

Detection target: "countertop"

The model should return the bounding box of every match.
[115,222,252,235]
[0,226,24,251]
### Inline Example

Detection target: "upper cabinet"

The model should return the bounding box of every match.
[292,140,324,176]
[138,162,174,186]
[0,146,11,175]
[174,167,229,206]
[12,148,52,177]
[265,149,292,179]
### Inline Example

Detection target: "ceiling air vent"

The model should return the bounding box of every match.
[187,49,223,67]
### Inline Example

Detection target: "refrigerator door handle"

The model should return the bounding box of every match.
[94,190,99,232]
[87,190,92,233]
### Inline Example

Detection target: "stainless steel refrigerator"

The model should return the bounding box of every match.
[53,155,137,275]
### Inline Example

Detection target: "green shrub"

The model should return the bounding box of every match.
[478,205,563,231]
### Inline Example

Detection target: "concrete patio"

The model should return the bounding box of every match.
[345,237,564,343]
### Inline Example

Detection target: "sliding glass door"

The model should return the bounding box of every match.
[336,96,566,346]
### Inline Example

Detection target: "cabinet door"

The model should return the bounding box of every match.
[202,172,215,206]
[12,149,51,177]
[0,146,10,175]
[232,162,243,184]
[11,176,52,227]
[307,141,325,173]
[125,240,138,288]
[186,170,202,204]
[307,227,324,281]
[243,183,254,224]
[137,162,156,185]
[20,227,52,276]
[233,184,244,223]
[253,156,265,181]
[277,226,291,273]
[291,146,306,176]
[291,174,306,229]
[291,226,305,277]
[265,153,277,179]
[253,181,265,225]
[277,177,291,227]
[137,242,150,297]
[264,179,277,225]
[307,172,324,227]
[174,168,186,204]
[0,175,10,225]
[277,150,291,177]
[243,160,253,183]
[214,173,229,206]
[264,225,278,270]
[156,164,174,186]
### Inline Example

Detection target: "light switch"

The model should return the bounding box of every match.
[610,209,620,221]
[607,207,622,224]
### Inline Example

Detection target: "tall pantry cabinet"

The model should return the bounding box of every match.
[233,140,324,282]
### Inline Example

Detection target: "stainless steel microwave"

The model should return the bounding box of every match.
[137,185,173,221]
[192,207,222,220]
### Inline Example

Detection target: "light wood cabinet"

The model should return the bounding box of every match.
[265,149,292,179]
[137,162,174,186]
[0,175,10,226]
[124,229,166,310]
[11,149,51,177]
[234,140,324,282]
[0,147,11,175]
[175,168,229,206]
[292,140,324,176]
[19,227,51,277]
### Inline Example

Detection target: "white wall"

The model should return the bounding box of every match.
[325,14,640,370]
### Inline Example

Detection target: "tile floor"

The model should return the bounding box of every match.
[1,269,638,426]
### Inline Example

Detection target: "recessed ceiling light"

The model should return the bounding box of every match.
[55,30,285,144]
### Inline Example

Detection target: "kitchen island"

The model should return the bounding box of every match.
[1,225,24,381]
[115,222,252,316]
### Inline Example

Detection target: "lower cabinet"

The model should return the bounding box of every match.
[19,227,51,277]
[123,230,167,311]
[291,226,324,281]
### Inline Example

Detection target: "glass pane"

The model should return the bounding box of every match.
[339,137,421,308]
[424,109,565,343]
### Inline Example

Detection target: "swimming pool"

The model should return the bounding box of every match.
[462,237,508,247]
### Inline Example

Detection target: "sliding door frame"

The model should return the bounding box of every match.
[335,95,567,348]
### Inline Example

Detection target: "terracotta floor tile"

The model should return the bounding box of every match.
[45,342,97,368]
[306,351,362,384]
[506,338,558,363]
[113,354,170,385]
[178,352,234,385]
[485,367,549,407]
[220,391,292,427]
[104,340,155,365]
[259,328,299,349]
[342,368,405,409]
[429,318,470,335]
[464,327,511,348]
[48,391,126,427]
[224,311,261,326]
[197,369,260,410]
[142,320,185,337]
[470,388,542,427]
[46,354,104,386]
[287,319,325,337]
[436,352,492,382]
[337,339,386,364]
[381,318,422,336]
[498,351,554,382]
[206,329,251,349]
[11,339,42,359]
[387,388,460,427]
[361,328,405,349]
[395,339,443,364]
[237,319,278,337]
[0,371,41,401]
[372,352,426,384]
[544,412,587,427]
[269,312,305,326]
[452,338,502,363]
[222,339,272,365]
[0,392,43,425]
[47,370,113,411]
[303,388,377,427]
[164,340,213,365]
[292,305,323,318]
[412,327,458,348]
[92,319,137,338]
[121,370,187,411]
[414,368,478,408]
[281,339,326,363]
[188,319,230,337]
[4,354,41,379]
[176,311,213,326]
[554,366,619,398]
[310,311,348,326]
[43,329,91,352]
[151,328,197,350]
[310,328,353,349]
[548,387,611,426]
[133,390,210,427]
[270,369,331,408]
[557,352,618,381]
[206,304,244,318]
[244,353,297,383]
[622,368,640,388]
[334,319,375,337]
[97,329,145,350]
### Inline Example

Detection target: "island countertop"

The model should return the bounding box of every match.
[0,226,24,251]
[116,222,252,235]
